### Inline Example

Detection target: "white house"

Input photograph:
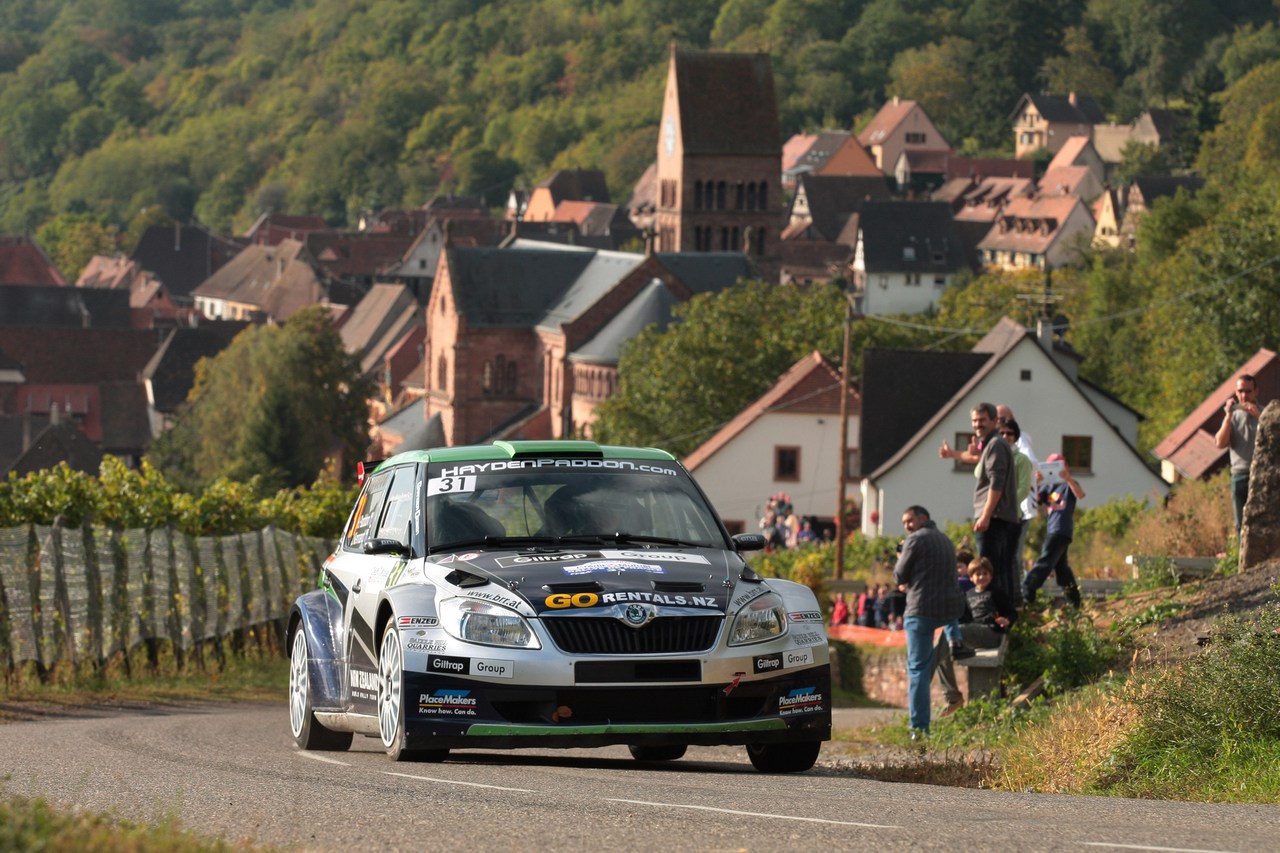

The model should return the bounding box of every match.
[683,352,859,534]
[851,201,975,316]
[858,318,1167,536]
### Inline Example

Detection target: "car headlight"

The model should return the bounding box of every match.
[439,598,541,649]
[728,591,788,646]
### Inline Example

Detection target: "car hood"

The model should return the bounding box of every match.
[428,547,742,615]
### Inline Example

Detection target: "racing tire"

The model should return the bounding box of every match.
[378,620,448,763]
[746,740,821,773]
[628,744,687,762]
[288,627,352,751]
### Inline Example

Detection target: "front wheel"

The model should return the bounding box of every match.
[288,627,352,751]
[746,740,821,773]
[377,620,447,763]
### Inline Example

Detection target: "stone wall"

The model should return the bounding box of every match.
[1242,400,1280,570]
[850,645,965,709]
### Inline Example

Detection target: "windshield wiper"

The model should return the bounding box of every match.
[428,534,582,554]
[605,532,709,548]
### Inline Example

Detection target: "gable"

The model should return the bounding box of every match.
[446,247,596,327]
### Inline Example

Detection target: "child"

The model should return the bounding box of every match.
[932,557,1018,716]
[1023,453,1086,608]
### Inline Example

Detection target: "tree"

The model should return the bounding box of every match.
[35,212,117,281]
[149,306,374,493]
[1115,140,1172,185]
[591,279,937,457]
[1041,26,1117,101]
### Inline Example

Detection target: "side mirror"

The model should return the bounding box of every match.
[732,532,767,552]
[363,538,411,557]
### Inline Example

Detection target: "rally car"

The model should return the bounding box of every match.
[287,440,830,773]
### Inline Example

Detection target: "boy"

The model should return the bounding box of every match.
[931,557,1018,716]
[1023,453,1086,608]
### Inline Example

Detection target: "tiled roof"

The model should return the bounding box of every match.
[129,223,241,301]
[859,98,918,146]
[1047,135,1092,170]
[445,246,596,327]
[0,284,134,328]
[1039,165,1092,196]
[192,239,328,320]
[0,328,157,382]
[857,201,971,273]
[339,283,418,358]
[1018,93,1105,124]
[794,175,892,242]
[674,49,780,157]
[0,235,67,286]
[977,195,1090,254]
[142,322,250,413]
[536,168,612,204]
[1,418,102,477]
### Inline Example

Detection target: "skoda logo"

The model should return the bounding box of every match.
[621,603,656,628]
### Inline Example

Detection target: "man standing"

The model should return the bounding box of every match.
[998,405,1038,597]
[894,505,964,738]
[969,402,1021,599]
[1215,374,1262,538]
[1023,453,1086,608]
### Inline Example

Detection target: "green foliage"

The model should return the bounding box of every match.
[149,306,373,494]
[34,212,116,281]
[828,638,866,699]
[1006,608,1122,696]
[1102,600,1280,800]
[0,456,354,538]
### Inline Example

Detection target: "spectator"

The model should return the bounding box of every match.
[1214,373,1263,539]
[894,504,965,737]
[873,584,890,629]
[932,556,1018,717]
[997,416,1033,600]
[956,548,975,593]
[1023,454,1086,608]
[830,592,849,626]
[796,519,818,545]
[998,405,1040,592]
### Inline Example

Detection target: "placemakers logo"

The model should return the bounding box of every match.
[778,686,824,717]
[419,689,478,716]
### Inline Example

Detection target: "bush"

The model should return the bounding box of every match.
[1101,595,1280,800]
[1005,609,1122,696]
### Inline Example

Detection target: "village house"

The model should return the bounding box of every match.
[851,201,975,315]
[781,130,882,189]
[858,98,951,175]
[683,352,859,534]
[977,194,1095,270]
[191,239,329,322]
[1011,92,1106,158]
[858,317,1165,536]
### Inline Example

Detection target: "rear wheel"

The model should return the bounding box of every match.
[746,740,821,773]
[628,744,687,762]
[288,627,352,751]
[378,620,448,763]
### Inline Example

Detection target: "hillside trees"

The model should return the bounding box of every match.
[149,306,374,494]
[591,279,938,456]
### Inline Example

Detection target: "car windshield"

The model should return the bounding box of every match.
[424,459,727,552]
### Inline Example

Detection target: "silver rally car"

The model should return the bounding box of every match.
[287,440,831,772]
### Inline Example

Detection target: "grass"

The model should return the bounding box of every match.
[0,647,288,721]
[0,791,282,852]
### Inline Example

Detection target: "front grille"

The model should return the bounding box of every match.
[543,615,722,654]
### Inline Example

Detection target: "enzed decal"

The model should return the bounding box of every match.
[398,616,439,628]
[788,611,823,623]
[600,550,711,565]
[562,560,665,576]
[778,686,824,717]
[419,689,478,717]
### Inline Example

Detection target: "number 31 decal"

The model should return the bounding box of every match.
[427,475,477,495]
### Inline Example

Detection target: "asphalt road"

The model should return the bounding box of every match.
[1,702,1276,852]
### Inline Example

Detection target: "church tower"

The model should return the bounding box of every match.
[655,46,783,258]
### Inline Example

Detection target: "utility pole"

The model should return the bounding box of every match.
[834,292,855,579]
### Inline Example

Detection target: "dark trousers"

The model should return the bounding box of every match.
[933,624,1004,703]
[1232,473,1250,537]
[976,517,1021,603]
[1024,533,1078,595]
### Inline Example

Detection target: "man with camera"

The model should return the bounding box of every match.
[1214,374,1262,538]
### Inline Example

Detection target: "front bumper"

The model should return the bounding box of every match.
[401,664,832,750]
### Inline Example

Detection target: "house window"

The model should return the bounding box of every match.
[716,181,726,210]
[878,275,888,289]
[1062,435,1093,473]
[953,432,975,471]
[775,446,800,481]
[437,354,447,391]
[723,520,745,535]
[845,448,861,479]
[760,182,768,210]
[1020,369,1032,381]
[903,246,916,261]
[905,132,926,144]
[694,180,703,210]
[756,228,766,255]
[934,275,946,286]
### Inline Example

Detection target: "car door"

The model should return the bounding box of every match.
[331,464,418,712]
